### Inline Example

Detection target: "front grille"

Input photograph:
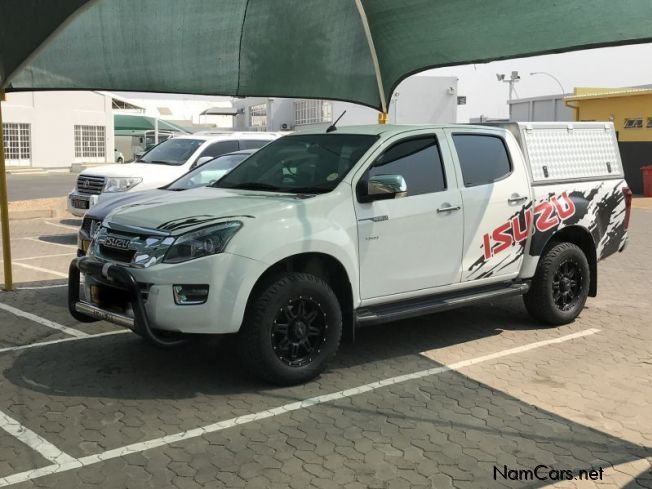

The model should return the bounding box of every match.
[76,175,105,195]
[81,217,102,234]
[98,245,136,263]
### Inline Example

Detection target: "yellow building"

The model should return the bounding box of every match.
[565,86,652,142]
[565,86,652,193]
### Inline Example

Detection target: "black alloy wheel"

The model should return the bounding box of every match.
[552,259,584,311]
[271,296,327,367]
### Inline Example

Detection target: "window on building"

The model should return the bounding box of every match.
[74,125,106,158]
[452,134,512,187]
[624,118,643,129]
[367,137,446,197]
[647,118,652,128]
[295,99,333,126]
[249,104,267,130]
[2,123,31,162]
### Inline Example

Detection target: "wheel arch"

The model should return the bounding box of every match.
[539,225,598,297]
[246,252,356,342]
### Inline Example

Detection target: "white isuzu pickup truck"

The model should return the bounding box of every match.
[69,122,631,385]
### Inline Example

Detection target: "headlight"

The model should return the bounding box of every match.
[104,177,143,192]
[163,221,242,264]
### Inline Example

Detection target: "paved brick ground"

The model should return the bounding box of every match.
[0,211,650,488]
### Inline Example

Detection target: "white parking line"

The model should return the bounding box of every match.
[10,262,68,278]
[0,328,600,487]
[0,410,78,466]
[14,253,75,262]
[16,284,67,290]
[0,303,87,337]
[44,221,79,231]
[0,330,128,354]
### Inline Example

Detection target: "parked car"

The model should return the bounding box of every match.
[67,132,281,216]
[77,150,256,255]
[69,122,631,385]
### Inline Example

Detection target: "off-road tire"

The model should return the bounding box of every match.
[238,273,342,385]
[524,242,590,325]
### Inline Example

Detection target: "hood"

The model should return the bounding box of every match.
[81,162,185,182]
[105,187,311,235]
[89,189,168,220]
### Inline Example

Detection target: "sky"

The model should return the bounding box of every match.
[422,42,652,122]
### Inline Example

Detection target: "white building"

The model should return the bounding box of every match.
[233,75,459,131]
[2,91,114,168]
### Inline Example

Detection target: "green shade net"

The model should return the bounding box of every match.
[2,0,652,111]
[114,114,189,135]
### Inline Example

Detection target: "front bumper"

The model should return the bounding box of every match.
[68,192,100,217]
[68,257,143,331]
[68,253,267,334]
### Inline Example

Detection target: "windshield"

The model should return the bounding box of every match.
[138,138,204,165]
[214,134,378,193]
[167,153,250,190]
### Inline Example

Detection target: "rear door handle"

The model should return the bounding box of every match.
[437,204,461,213]
[508,194,529,204]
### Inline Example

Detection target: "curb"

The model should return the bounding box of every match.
[8,197,68,221]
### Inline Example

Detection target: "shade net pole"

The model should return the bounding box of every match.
[0,90,14,291]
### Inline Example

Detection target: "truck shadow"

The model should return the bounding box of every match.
[3,296,584,401]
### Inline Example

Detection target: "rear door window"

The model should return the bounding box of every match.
[240,139,271,150]
[452,134,511,187]
[198,140,240,159]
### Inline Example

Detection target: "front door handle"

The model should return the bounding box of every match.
[508,194,529,204]
[437,204,461,213]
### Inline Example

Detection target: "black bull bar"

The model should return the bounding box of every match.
[68,257,186,347]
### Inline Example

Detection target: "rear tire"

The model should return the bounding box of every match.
[237,273,342,385]
[524,242,590,325]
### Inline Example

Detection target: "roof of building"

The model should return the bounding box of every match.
[565,86,652,101]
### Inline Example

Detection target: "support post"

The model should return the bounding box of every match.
[154,118,159,145]
[378,112,388,124]
[0,90,14,291]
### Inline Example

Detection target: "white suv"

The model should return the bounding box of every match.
[68,132,281,216]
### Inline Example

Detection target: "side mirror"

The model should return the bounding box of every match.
[357,174,407,203]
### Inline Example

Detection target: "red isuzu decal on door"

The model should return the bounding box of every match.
[482,192,576,259]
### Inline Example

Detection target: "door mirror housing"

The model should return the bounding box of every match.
[357,174,408,203]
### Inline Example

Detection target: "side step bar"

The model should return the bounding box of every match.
[355,282,529,326]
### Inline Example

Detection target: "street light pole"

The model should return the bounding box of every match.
[0,89,14,291]
[530,72,566,97]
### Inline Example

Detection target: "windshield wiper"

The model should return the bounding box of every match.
[222,182,283,191]
[280,187,330,194]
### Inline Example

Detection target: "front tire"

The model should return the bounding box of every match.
[238,273,342,385]
[524,242,590,325]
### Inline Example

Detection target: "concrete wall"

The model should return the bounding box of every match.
[509,96,574,122]
[618,141,652,194]
[3,91,114,168]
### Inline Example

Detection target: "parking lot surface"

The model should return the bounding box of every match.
[0,210,650,488]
